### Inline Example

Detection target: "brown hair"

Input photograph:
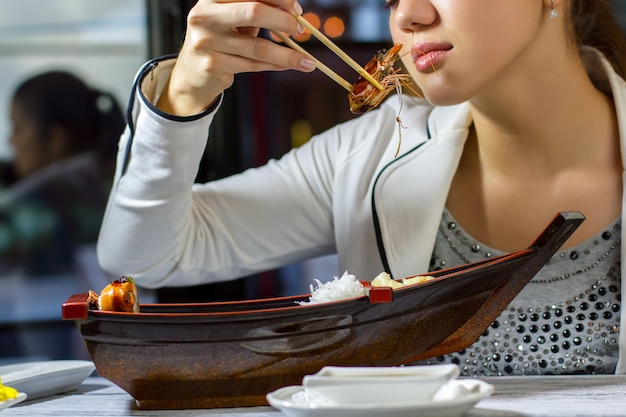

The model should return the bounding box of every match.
[569,0,626,78]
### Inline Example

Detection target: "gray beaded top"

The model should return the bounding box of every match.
[418,209,621,376]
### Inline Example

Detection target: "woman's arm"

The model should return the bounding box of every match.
[97,59,338,289]
[97,0,327,288]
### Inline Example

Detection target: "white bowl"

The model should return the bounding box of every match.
[301,364,460,406]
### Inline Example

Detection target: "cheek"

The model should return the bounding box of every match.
[389,27,409,53]
[398,53,417,81]
[12,129,35,157]
[13,136,47,177]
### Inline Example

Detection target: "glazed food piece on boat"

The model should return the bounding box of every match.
[87,276,139,313]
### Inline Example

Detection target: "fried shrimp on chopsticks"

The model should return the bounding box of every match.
[348,43,419,114]
[276,15,417,114]
[348,43,423,157]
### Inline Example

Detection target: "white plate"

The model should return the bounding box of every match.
[0,360,95,400]
[0,393,27,411]
[267,379,494,417]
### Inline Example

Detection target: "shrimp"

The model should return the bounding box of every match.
[348,43,415,114]
[394,83,407,158]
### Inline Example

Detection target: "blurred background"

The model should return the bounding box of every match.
[0,0,625,363]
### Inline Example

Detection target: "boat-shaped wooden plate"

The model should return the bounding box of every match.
[63,212,584,409]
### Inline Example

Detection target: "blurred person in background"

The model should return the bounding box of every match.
[3,70,124,278]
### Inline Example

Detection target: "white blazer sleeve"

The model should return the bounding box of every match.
[97,56,337,289]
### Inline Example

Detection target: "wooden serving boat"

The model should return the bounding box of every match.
[63,212,584,409]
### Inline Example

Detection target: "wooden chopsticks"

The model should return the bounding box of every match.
[273,13,385,92]
[293,15,384,91]
[271,30,353,91]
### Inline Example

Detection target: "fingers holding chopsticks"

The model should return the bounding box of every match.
[157,0,316,116]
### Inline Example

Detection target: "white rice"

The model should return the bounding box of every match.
[296,271,365,305]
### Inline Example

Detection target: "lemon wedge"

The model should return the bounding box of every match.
[371,272,434,288]
[0,377,18,401]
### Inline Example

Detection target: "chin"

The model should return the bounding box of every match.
[421,92,468,107]
[416,77,471,107]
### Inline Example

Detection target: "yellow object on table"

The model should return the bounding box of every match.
[0,376,18,401]
[371,272,434,288]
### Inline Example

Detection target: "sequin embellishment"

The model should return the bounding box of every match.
[421,210,621,376]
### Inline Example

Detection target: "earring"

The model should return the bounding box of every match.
[550,0,558,19]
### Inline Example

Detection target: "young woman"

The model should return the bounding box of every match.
[97,1,626,375]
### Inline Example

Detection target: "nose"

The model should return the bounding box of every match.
[392,0,438,33]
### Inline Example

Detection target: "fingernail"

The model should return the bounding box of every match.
[297,23,305,34]
[300,57,317,71]
[293,1,303,16]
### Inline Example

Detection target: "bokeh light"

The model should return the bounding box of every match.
[323,16,345,38]
[293,12,320,42]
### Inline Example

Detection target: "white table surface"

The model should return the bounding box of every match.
[2,374,625,417]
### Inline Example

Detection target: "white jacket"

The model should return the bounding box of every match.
[97,53,626,373]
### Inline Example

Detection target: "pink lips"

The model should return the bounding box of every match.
[411,43,452,72]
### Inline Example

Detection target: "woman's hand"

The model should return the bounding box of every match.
[157,0,316,116]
